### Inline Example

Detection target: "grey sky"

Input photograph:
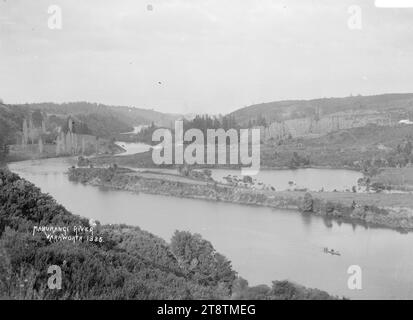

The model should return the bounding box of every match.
[1,0,413,114]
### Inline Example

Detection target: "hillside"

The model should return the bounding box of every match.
[1,101,181,140]
[230,93,413,126]
[22,102,181,129]
[0,169,336,300]
[0,104,27,162]
[1,101,176,162]
[0,104,27,139]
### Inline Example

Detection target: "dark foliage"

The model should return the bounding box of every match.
[231,278,336,300]
[0,169,233,299]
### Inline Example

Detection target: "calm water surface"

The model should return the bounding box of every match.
[115,142,152,155]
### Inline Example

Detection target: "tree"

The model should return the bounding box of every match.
[371,182,386,193]
[302,192,313,213]
[31,110,43,128]
[170,231,236,289]
[231,277,249,296]
[406,141,412,155]
[22,119,29,146]
[202,169,212,179]
[243,175,253,184]
[0,119,10,161]
[38,138,43,154]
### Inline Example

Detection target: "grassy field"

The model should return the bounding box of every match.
[304,190,413,208]
[372,167,413,191]
[261,124,413,168]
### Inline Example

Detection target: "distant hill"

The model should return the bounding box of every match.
[229,93,413,126]
[0,103,26,134]
[22,102,181,129]
[0,103,27,147]
[0,102,182,140]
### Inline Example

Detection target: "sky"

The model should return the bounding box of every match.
[1,0,413,114]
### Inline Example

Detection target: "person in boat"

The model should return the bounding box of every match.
[323,247,340,255]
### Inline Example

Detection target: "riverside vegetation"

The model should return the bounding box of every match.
[68,167,413,232]
[0,168,336,299]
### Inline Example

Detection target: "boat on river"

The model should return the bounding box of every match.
[323,247,341,256]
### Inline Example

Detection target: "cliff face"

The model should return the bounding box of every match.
[68,167,413,232]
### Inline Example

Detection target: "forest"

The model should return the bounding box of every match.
[136,115,243,145]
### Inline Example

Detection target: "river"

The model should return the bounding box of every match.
[7,144,413,300]
[115,141,152,155]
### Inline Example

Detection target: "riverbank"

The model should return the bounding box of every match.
[68,167,413,232]
[371,167,413,192]
[5,140,125,163]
